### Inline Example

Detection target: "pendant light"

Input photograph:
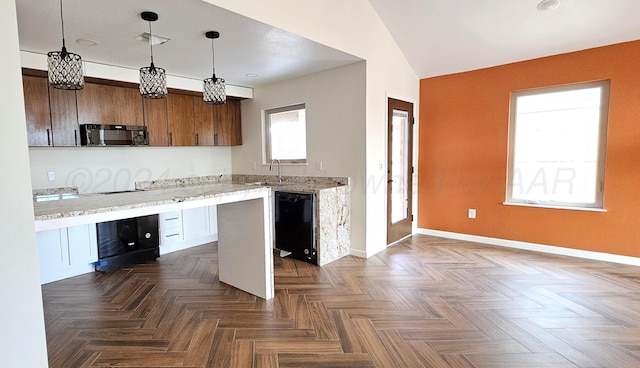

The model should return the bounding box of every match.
[203,31,226,105]
[139,11,167,99]
[47,0,84,90]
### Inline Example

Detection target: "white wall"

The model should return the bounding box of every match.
[207,0,420,257]
[232,61,367,253]
[0,0,49,365]
[30,146,232,193]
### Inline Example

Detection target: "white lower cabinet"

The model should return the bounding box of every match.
[68,224,98,264]
[159,205,218,255]
[182,206,210,241]
[159,211,183,248]
[36,224,97,284]
[209,205,218,238]
[36,229,69,275]
[37,205,221,283]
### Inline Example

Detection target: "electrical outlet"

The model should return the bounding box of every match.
[47,171,56,181]
[253,162,257,170]
[316,161,323,171]
[468,208,476,219]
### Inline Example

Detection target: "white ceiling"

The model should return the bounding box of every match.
[15,0,362,88]
[16,0,640,87]
[368,0,640,78]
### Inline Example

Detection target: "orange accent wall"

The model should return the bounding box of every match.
[418,40,640,258]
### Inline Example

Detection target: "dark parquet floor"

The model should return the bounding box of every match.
[41,235,640,367]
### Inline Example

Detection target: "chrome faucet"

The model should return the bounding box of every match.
[269,159,282,183]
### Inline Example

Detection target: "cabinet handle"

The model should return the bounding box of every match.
[74,129,78,146]
[165,233,180,238]
[46,129,51,146]
[169,132,173,146]
[214,133,218,146]
[164,217,179,221]
[196,133,199,146]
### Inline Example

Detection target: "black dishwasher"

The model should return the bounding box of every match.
[94,214,159,272]
[274,191,316,264]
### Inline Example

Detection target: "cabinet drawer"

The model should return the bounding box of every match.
[159,211,182,229]
[160,226,183,245]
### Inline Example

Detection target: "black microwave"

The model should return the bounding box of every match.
[79,124,149,146]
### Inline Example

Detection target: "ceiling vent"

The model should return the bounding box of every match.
[136,32,170,46]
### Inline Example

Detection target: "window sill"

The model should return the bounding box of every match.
[503,202,607,213]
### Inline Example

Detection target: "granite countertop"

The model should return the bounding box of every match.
[33,183,268,222]
[33,175,349,223]
[229,174,348,193]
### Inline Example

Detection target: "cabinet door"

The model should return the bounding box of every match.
[167,94,195,146]
[143,98,169,146]
[22,75,52,146]
[36,229,69,274]
[182,207,210,241]
[67,224,98,264]
[77,83,143,126]
[113,86,144,126]
[49,84,79,146]
[194,96,215,146]
[213,99,242,146]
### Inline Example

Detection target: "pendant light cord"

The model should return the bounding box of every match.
[148,19,155,68]
[59,0,67,51]
[211,38,216,78]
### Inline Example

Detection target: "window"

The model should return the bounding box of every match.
[264,104,307,164]
[507,81,609,209]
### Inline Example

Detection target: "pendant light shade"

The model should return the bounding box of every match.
[47,0,84,90]
[203,31,226,105]
[139,11,167,99]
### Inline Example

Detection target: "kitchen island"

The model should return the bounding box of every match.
[33,183,274,300]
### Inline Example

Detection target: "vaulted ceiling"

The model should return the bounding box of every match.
[368,0,640,78]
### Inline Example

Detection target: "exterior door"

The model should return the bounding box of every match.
[387,98,414,244]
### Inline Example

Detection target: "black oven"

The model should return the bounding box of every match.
[95,214,159,272]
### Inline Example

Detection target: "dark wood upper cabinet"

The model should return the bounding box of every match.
[77,83,143,126]
[193,96,215,146]
[48,84,79,146]
[22,70,241,147]
[167,94,195,146]
[213,99,242,146]
[143,98,168,146]
[22,75,52,146]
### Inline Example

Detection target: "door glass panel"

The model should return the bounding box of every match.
[391,109,409,224]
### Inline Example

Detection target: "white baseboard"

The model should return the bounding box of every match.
[417,229,640,267]
[349,248,367,258]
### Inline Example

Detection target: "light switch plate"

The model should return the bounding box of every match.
[468,208,476,219]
